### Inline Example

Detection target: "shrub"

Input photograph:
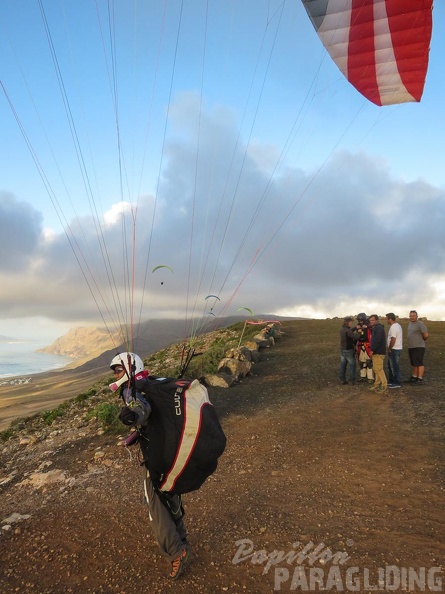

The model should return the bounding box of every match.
[0,428,14,442]
[74,387,97,403]
[89,402,121,434]
[41,404,68,425]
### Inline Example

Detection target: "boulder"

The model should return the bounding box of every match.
[204,373,237,388]
[225,347,252,362]
[242,343,260,363]
[252,333,274,348]
[217,357,252,379]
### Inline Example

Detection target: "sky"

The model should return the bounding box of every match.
[0,0,444,344]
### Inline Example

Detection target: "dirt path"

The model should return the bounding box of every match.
[0,320,444,593]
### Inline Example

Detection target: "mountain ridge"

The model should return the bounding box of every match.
[37,315,297,372]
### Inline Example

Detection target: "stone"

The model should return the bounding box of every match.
[217,357,251,379]
[204,373,236,388]
[18,469,66,489]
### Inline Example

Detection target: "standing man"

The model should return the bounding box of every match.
[339,316,360,385]
[386,313,403,388]
[407,310,429,384]
[355,313,374,382]
[369,314,388,391]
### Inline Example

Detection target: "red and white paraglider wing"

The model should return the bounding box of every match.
[301,0,433,106]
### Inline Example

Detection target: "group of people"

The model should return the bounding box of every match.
[339,310,429,391]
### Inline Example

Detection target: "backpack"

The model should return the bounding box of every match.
[135,376,226,495]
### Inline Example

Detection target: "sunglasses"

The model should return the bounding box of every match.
[112,366,125,375]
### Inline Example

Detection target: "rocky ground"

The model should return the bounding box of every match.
[0,319,444,594]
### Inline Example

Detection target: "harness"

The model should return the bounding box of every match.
[356,326,372,358]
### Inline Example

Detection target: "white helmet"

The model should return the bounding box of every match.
[109,352,144,392]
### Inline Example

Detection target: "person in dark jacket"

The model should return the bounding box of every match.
[339,316,360,384]
[369,315,388,391]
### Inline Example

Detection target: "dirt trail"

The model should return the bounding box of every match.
[0,319,444,593]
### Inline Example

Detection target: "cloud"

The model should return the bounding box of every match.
[1,95,444,330]
[0,192,43,272]
[103,202,134,227]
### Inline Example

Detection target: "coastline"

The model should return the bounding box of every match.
[0,342,74,380]
[0,363,110,432]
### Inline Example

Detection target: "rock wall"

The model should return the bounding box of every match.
[204,323,282,387]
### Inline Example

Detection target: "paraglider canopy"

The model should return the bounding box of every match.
[237,307,254,316]
[204,294,220,312]
[301,0,433,106]
[152,265,173,274]
[152,265,173,285]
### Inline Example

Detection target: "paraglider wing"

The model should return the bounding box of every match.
[237,307,254,316]
[152,265,173,274]
[152,265,173,285]
[301,0,433,106]
[205,294,221,301]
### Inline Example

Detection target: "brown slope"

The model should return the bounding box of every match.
[0,319,444,594]
[0,316,292,431]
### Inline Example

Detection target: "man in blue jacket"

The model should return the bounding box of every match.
[369,315,388,391]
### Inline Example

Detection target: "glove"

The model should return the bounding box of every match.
[119,406,138,426]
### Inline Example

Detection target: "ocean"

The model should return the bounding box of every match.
[0,341,72,380]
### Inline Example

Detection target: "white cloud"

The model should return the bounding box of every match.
[1,94,445,338]
[103,201,134,226]
[42,228,57,242]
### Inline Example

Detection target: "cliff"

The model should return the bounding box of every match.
[37,327,120,359]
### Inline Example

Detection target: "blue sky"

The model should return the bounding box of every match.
[0,0,444,343]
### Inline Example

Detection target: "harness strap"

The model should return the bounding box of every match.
[154,485,185,521]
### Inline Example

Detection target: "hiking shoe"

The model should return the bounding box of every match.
[409,376,418,383]
[169,547,190,580]
[388,384,401,389]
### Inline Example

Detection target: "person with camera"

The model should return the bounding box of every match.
[355,313,374,382]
